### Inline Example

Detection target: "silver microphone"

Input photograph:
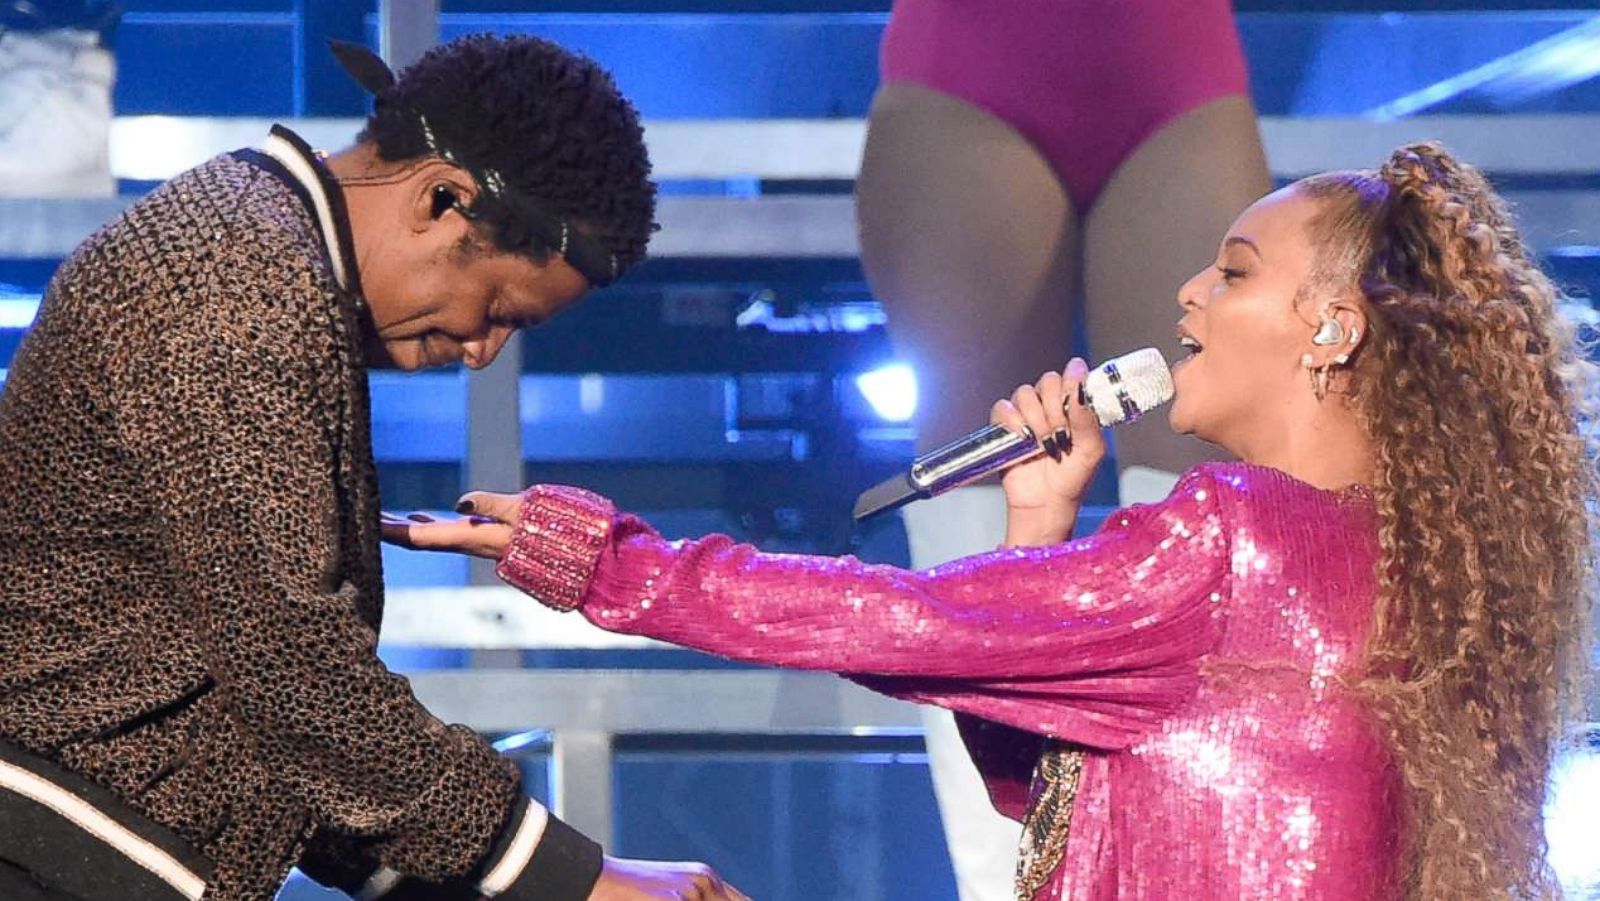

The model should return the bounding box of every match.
[852,348,1174,521]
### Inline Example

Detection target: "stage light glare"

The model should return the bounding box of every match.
[0,298,39,329]
[856,363,918,423]
[1546,743,1600,893]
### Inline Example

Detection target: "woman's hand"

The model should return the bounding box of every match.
[991,358,1107,546]
[379,490,522,559]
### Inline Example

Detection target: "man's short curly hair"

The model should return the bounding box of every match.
[358,34,657,274]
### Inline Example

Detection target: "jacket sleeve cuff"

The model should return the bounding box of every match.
[482,798,604,901]
[359,798,603,901]
[495,485,615,612]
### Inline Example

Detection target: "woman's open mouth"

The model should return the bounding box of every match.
[1176,333,1203,367]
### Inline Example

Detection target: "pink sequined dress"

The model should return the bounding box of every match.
[496,462,1403,899]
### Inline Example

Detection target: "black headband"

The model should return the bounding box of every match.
[329,40,622,287]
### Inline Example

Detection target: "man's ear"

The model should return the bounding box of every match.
[428,184,458,219]
[407,163,478,232]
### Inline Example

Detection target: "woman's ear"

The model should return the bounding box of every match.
[1318,298,1369,367]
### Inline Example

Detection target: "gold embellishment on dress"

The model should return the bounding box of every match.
[1015,744,1083,900]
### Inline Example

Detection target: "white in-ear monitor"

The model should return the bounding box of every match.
[1312,318,1345,346]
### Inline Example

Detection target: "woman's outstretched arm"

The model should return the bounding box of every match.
[384,369,1222,748]
[495,466,1230,749]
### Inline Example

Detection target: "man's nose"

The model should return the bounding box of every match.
[461,325,514,370]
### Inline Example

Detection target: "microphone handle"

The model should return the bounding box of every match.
[854,351,1170,520]
[908,424,1044,495]
[909,381,1096,497]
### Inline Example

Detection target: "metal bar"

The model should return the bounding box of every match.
[98,114,1600,185]
[382,587,669,650]
[551,730,615,846]
[464,346,525,587]
[1364,18,1600,119]
[368,1,1598,10]
[405,670,923,734]
[451,0,516,594]
[1231,1,1588,10]
[383,0,521,590]
[379,0,441,71]
[14,187,1600,262]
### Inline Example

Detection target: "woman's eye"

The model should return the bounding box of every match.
[1217,266,1246,282]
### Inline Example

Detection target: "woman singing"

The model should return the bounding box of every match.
[388,144,1595,900]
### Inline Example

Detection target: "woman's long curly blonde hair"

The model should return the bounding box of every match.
[1296,143,1595,899]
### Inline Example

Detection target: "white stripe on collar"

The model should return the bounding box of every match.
[259,131,350,292]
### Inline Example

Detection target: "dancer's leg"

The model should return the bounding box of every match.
[858,81,1077,901]
[858,82,1079,451]
[1083,95,1271,502]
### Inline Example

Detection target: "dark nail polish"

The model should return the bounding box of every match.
[1041,435,1061,460]
[1055,429,1071,451]
[455,499,475,514]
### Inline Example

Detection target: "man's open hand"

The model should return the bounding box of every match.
[588,856,751,901]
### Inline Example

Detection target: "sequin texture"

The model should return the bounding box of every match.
[502,463,1400,899]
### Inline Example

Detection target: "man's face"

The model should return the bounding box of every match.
[360,231,592,371]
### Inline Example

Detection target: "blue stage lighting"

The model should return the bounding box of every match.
[855,363,918,423]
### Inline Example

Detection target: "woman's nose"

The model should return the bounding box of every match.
[1177,270,1207,310]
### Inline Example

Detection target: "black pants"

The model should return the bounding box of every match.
[0,856,80,900]
[0,741,211,901]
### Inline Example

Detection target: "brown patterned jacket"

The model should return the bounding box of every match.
[0,140,600,900]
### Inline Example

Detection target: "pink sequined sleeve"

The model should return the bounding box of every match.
[498,468,1232,749]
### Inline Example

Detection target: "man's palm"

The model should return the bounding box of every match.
[588,856,750,901]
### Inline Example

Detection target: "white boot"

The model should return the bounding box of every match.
[904,486,1021,901]
[0,28,114,197]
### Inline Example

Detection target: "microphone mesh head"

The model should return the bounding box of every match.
[1083,348,1174,427]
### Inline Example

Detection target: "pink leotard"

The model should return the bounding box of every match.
[880,0,1253,210]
